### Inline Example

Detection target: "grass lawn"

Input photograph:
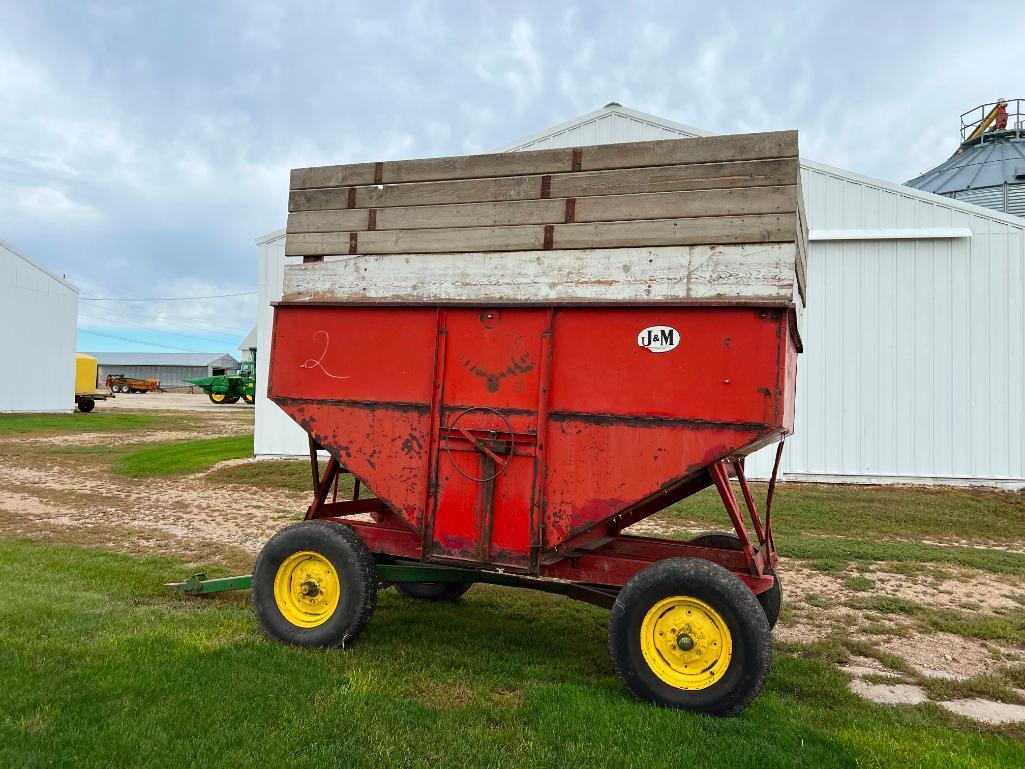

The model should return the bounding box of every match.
[1,539,1022,768]
[0,411,167,435]
[206,457,321,493]
[117,435,255,477]
[666,483,1025,542]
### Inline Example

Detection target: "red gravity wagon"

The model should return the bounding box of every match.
[180,130,808,716]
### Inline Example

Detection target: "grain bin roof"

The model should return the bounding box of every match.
[82,352,239,367]
[906,139,1025,195]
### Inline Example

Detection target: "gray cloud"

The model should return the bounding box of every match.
[2,0,1023,336]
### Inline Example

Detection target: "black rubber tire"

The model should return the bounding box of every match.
[225,395,241,404]
[394,581,473,601]
[242,393,255,405]
[609,557,772,716]
[252,520,377,648]
[208,392,226,404]
[77,398,95,413]
[689,532,783,629]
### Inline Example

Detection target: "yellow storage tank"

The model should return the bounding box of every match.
[75,353,98,395]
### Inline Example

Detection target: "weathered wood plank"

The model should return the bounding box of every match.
[286,226,543,257]
[289,162,379,190]
[289,131,798,189]
[581,131,796,172]
[552,215,796,250]
[548,160,796,199]
[288,199,565,234]
[281,245,798,304]
[287,209,370,233]
[574,186,797,224]
[288,159,798,212]
[285,186,798,234]
[284,214,798,257]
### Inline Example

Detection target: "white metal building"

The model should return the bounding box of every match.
[254,104,1025,488]
[83,352,240,389]
[239,326,257,363]
[0,239,79,413]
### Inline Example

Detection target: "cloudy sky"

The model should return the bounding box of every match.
[2,1,1022,353]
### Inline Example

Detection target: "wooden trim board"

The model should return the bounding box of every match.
[282,244,799,304]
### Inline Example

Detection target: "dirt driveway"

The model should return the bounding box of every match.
[101,391,253,412]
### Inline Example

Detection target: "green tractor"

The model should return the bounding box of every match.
[187,359,256,405]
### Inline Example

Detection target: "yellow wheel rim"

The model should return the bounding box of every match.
[640,596,732,690]
[210,392,226,403]
[273,551,341,628]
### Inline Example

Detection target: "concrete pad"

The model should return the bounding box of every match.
[840,664,904,680]
[849,679,928,706]
[940,699,1025,725]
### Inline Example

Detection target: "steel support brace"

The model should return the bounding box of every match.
[709,461,761,576]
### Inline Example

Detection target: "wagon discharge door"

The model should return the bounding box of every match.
[427,309,550,570]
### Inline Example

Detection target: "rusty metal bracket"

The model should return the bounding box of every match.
[540,175,551,199]
[543,224,554,250]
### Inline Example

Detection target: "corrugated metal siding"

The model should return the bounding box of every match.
[744,165,1025,485]
[0,243,78,412]
[952,186,1005,213]
[97,365,212,388]
[1007,185,1025,218]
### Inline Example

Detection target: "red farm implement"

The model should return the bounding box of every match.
[171,131,807,716]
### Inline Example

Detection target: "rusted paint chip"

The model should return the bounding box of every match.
[373,162,384,184]
[540,175,551,199]
[367,209,377,231]
[346,187,356,209]
[564,198,576,223]
[349,232,358,254]
[571,147,582,171]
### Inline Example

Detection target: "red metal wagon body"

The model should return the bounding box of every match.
[245,130,807,716]
[268,302,797,596]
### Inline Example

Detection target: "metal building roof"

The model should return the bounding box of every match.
[1,239,79,293]
[81,352,239,367]
[494,103,708,152]
[239,326,257,352]
[905,139,1025,195]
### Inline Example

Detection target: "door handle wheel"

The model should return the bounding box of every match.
[443,406,516,483]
